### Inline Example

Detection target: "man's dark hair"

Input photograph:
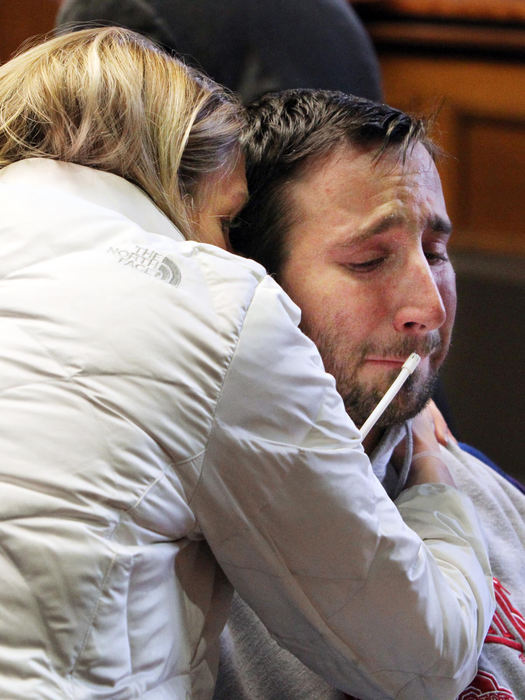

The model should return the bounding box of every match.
[231,89,437,277]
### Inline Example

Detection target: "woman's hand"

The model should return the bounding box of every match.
[392,401,457,489]
[405,401,456,488]
[425,399,457,447]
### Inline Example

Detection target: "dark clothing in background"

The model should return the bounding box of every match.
[57,0,383,103]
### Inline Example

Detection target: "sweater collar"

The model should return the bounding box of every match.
[369,421,413,499]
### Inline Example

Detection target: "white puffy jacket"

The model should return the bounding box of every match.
[0,159,494,699]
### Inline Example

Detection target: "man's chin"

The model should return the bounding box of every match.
[342,371,439,430]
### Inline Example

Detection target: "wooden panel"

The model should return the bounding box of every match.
[459,118,525,253]
[367,22,525,54]
[0,0,60,64]
[379,55,525,254]
[354,0,525,22]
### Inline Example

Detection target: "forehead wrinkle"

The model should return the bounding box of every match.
[334,211,407,250]
[283,141,450,253]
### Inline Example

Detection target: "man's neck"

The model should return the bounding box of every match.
[363,426,385,455]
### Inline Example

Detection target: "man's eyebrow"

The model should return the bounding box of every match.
[428,214,453,235]
[336,213,406,248]
[337,212,452,248]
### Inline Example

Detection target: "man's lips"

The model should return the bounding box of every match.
[364,356,409,368]
[363,354,431,375]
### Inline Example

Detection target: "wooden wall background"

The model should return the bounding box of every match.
[0,0,59,64]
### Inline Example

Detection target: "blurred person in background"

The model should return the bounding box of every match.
[56,0,383,103]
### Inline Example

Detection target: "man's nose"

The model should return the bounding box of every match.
[392,256,446,335]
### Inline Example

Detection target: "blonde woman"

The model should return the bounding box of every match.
[0,28,493,699]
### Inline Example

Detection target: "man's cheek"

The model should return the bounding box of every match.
[441,266,457,324]
[435,271,456,354]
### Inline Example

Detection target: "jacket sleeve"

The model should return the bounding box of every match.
[191,275,494,700]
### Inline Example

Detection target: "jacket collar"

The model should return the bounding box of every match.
[0,158,184,243]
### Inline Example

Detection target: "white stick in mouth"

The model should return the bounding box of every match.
[359,352,421,439]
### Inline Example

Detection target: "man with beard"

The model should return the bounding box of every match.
[215,90,525,700]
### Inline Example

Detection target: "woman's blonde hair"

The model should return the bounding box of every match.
[0,26,244,238]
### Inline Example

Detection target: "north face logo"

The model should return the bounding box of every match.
[108,245,181,286]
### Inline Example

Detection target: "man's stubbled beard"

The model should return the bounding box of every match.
[302,322,442,429]
[341,365,439,429]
